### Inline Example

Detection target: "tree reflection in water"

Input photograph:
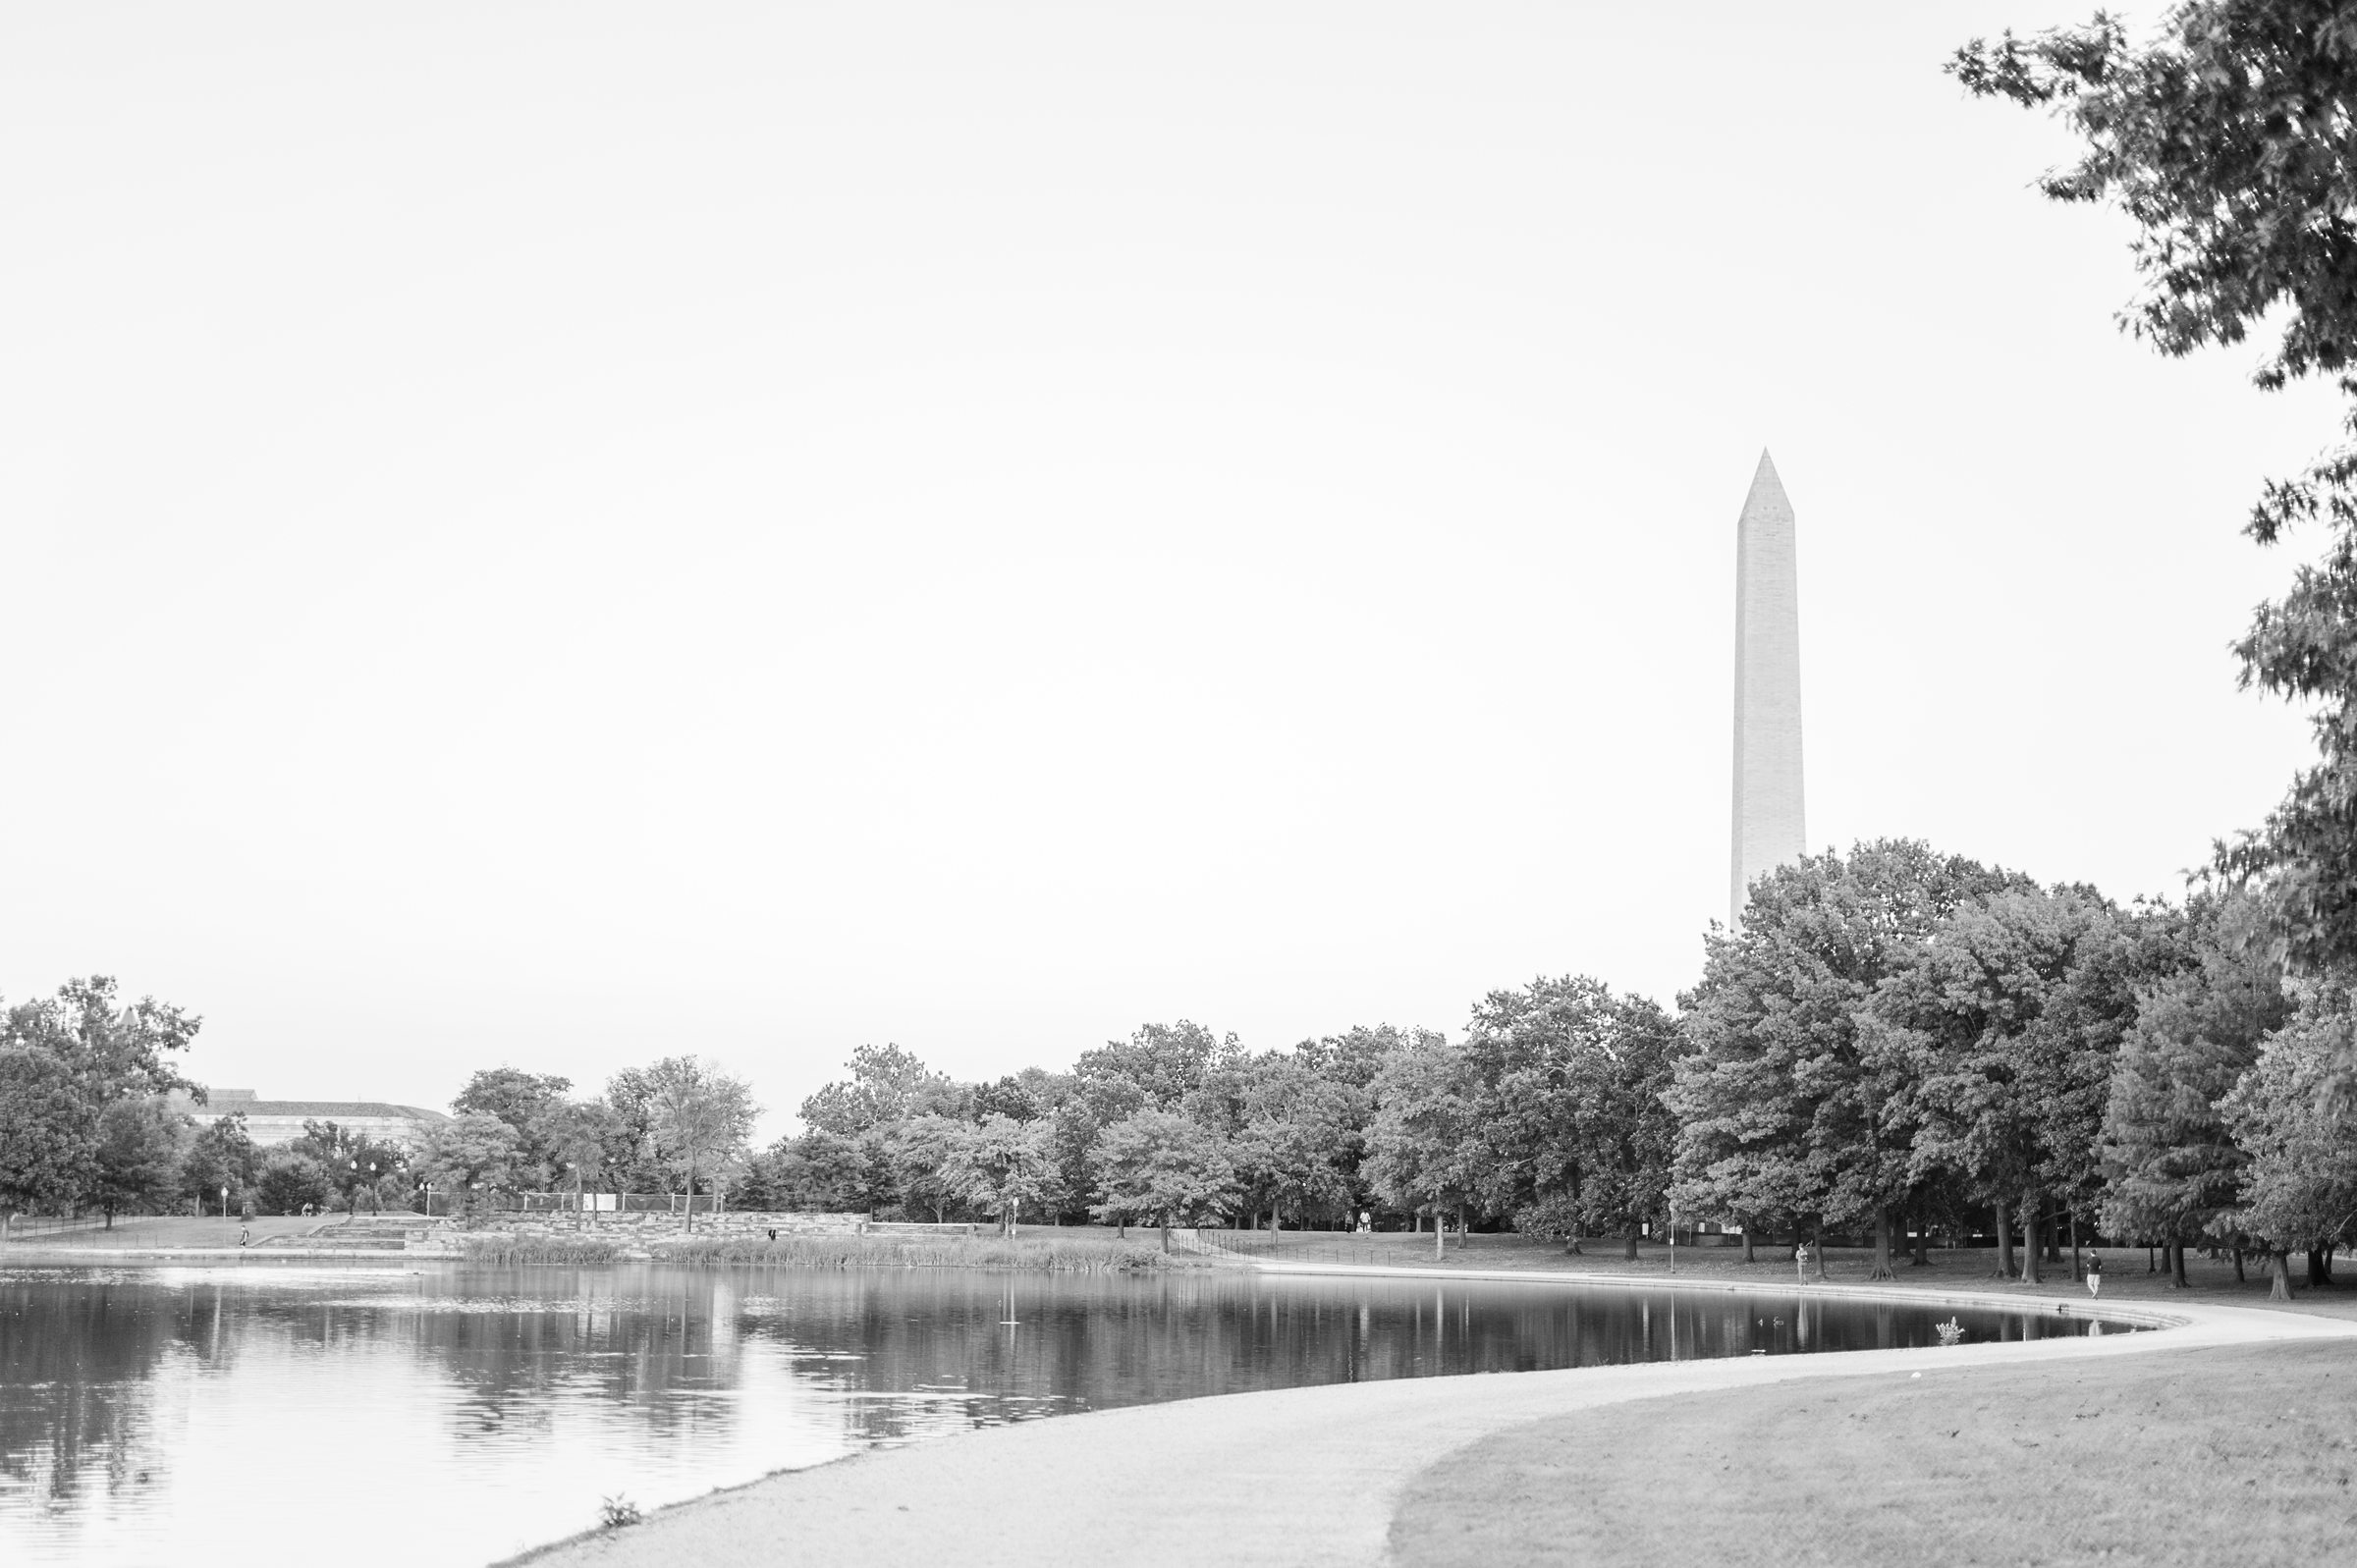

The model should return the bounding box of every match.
[0,1264,2122,1568]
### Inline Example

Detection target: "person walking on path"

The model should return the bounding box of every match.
[2086,1250,2104,1299]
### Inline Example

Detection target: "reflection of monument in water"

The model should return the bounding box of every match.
[1729,451,1804,927]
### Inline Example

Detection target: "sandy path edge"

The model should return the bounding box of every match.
[502,1271,2356,1568]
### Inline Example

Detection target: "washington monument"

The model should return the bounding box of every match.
[1729,450,1804,926]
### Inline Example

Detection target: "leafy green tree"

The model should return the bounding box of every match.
[2220,988,2357,1298]
[1076,1021,1235,1112]
[942,1113,1059,1235]
[1229,1054,1359,1231]
[287,1119,409,1210]
[1364,1035,1483,1255]
[181,1110,262,1214]
[1864,886,2137,1284]
[741,1128,884,1212]
[1672,842,2021,1277]
[2,976,201,1106]
[451,1068,576,1188]
[539,1099,618,1205]
[0,1046,97,1214]
[416,1110,523,1213]
[645,1057,759,1230]
[257,1151,334,1216]
[89,1097,191,1225]
[599,1066,667,1193]
[1462,977,1679,1261]
[1954,7,2357,991]
[798,1044,959,1136]
[887,1113,969,1221]
[1040,1030,1234,1224]
[2101,892,2291,1273]
[972,1070,1062,1123]
[1088,1108,1236,1252]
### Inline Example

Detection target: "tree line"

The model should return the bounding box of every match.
[6,837,2353,1287]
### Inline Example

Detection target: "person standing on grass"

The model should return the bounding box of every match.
[1794,1241,1811,1284]
[2086,1250,2103,1299]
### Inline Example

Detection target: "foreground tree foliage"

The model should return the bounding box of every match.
[1955,4,2357,986]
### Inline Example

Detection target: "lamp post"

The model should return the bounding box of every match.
[220,1184,229,1221]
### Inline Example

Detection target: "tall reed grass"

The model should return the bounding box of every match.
[456,1234,630,1266]
[651,1232,1188,1271]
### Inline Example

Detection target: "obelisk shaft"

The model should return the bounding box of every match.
[1730,450,1805,927]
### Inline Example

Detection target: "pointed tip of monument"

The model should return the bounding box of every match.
[1741,448,1791,520]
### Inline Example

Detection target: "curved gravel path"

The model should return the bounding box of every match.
[508,1266,2357,1568]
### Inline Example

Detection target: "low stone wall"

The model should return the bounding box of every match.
[460,1211,868,1241]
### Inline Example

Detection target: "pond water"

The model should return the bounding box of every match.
[1,1262,2124,1566]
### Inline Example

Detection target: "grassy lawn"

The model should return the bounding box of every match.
[1391,1339,2357,1568]
[1205,1229,2357,1324]
[1,1213,331,1250]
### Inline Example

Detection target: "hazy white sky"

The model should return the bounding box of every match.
[1,4,2330,1134]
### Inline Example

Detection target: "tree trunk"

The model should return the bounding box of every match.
[1436,1209,1446,1258]
[2272,1251,2295,1302]
[2172,1240,2191,1289]
[684,1154,696,1233]
[1868,1206,1895,1281]
[2069,1211,2080,1281]
[1270,1206,1281,1236]
[2307,1247,2331,1288]
[1623,1220,1640,1262]
[1455,1204,1467,1251]
[1740,1220,1755,1265]
[1811,1217,1828,1280]
[2233,1245,2246,1284]
[1994,1197,2014,1278]
[1910,1211,1931,1268]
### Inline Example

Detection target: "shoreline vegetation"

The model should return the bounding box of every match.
[453,1228,1196,1272]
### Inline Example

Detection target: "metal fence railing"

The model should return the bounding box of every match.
[0,1214,113,1241]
